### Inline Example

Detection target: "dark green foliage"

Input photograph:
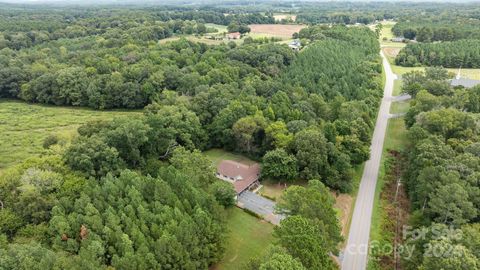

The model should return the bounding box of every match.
[209,181,236,207]
[244,245,306,270]
[396,40,480,68]
[274,216,336,270]
[42,134,58,149]
[0,157,86,238]
[64,135,123,178]
[276,180,343,253]
[262,149,298,181]
[402,66,480,268]
[49,169,226,270]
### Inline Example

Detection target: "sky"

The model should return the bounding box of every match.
[1,0,479,3]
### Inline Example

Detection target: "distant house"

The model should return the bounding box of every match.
[216,160,260,194]
[227,32,241,40]
[391,37,405,43]
[288,40,301,51]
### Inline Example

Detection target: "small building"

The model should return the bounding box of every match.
[391,37,405,43]
[216,160,260,194]
[288,40,301,51]
[227,32,241,40]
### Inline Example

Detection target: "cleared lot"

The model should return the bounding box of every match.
[248,24,306,39]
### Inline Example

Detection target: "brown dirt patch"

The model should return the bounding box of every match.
[248,24,306,38]
[383,47,401,58]
[333,192,354,237]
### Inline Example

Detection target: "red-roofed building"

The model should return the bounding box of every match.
[216,160,260,194]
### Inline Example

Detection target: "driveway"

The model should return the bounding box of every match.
[237,191,285,225]
[341,52,397,270]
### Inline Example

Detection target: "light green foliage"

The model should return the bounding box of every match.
[274,216,335,270]
[276,180,342,252]
[0,101,135,170]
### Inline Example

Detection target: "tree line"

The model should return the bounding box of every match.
[399,67,480,269]
[395,39,480,68]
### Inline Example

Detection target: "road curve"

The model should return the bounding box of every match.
[341,52,397,270]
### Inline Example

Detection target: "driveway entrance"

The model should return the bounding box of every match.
[237,191,285,225]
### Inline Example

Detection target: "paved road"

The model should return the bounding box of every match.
[237,191,285,225]
[341,52,397,270]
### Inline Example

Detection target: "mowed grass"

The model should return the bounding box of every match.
[379,21,406,48]
[0,100,137,171]
[203,148,257,166]
[206,23,228,33]
[213,207,274,270]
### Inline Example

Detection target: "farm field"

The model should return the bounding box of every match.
[273,13,297,22]
[0,100,137,171]
[248,24,306,39]
[213,207,274,270]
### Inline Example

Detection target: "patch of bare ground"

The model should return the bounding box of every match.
[383,47,402,58]
[333,192,354,237]
[248,24,306,38]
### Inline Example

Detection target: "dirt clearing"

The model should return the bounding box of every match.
[383,47,402,58]
[248,24,306,39]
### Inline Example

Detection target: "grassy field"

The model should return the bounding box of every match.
[0,100,137,171]
[206,23,228,33]
[379,21,406,48]
[393,79,403,96]
[203,148,258,166]
[213,207,274,270]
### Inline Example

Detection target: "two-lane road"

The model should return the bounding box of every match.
[341,52,397,270]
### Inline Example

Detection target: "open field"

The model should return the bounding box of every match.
[206,23,228,33]
[393,79,403,96]
[273,13,297,22]
[391,101,410,114]
[379,21,406,48]
[248,24,306,39]
[203,148,257,166]
[0,100,137,171]
[213,207,274,270]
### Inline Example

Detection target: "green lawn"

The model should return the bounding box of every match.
[206,23,228,33]
[390,101,410,115]
[393,79,403,96]
[203,148,257,166]
[214,207,275,270]
[0,99,137,171]
[379,21,406,48]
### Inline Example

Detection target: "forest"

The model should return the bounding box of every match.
[399,67,480,269]
[395,39,480,68]
[0,4,383,269]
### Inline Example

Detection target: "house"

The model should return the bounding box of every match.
[227,32,241,40]
[216,160,260,194]
[288,40,301,51]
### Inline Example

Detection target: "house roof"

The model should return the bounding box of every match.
[228,32,241,37]
[217,160,260,194]
[451,78,480,88]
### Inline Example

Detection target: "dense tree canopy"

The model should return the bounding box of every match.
[401,67,480,269]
